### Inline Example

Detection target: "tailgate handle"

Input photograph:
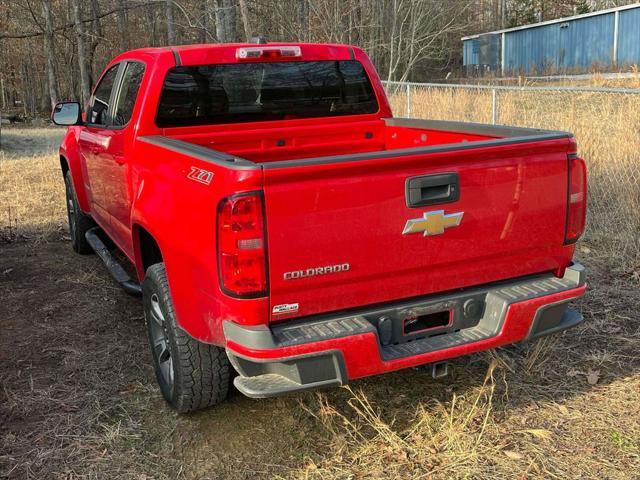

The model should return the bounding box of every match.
[405,173,459,207]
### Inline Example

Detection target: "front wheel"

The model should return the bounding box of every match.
[143,263,231,412]
[64,170,94,254]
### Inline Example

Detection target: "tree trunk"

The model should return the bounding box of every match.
[42,0,60,109]
[117,0,130,51]
[297,0,308,41]
[21,62,37,117]
[214,0,226,42]
[200,0,209,43]
[166,0,177,44]
[238,0,251,40]
[89,0,103,84]
[41,72,50,112]
[224,0,238,42]
[0,76,6,110]
[70,0,91,107]
[146,4,159,46]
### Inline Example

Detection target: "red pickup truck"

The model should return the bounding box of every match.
[52,42,587,412]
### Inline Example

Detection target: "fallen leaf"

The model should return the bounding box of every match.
[2,268,13,275]
[396,450,409,462]
[567,368,582,377]
[504,450,524,460]
[580,246,591,254]
[586,369,600,385]
[519,429,552,440]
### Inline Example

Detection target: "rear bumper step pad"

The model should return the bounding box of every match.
[229,350,346,399]
[226,263,586,398]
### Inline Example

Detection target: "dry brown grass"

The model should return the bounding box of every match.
[290,259,640,479]
[388,86,640,263]
[0,127,67,243]
[541,70,640,89]
[292,373,640,479]
[457,67,640,89]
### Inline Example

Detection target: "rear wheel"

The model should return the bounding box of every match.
[64,170,94,254]
[143,263,230,412]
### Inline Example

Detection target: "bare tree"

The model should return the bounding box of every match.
[69,0,91,105]
[145,3,160,46]
[199,0,210,42]
[384,0,472,81]
[88,0,103,81]
[42,0,60,108]
[166,0,177,44]
[225,0,238,42]
[214,0,226,41]
[297,0,308,41]
[0,0,532,117]
[117,0,130,51]
[238,0,251,40]
[215,0,238,42]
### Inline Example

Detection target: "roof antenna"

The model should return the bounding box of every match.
[250,36,268,44]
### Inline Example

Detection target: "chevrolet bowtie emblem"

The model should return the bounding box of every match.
[402,210,464,236]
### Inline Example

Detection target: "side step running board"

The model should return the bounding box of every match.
[85,227,142,297]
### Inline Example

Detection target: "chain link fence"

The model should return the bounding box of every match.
[384,81,640,263]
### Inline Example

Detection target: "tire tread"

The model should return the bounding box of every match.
[64,171,94,254]
[144,263,230,412]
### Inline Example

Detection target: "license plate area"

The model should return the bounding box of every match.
[365,292,487,346]
[403,310,452,335]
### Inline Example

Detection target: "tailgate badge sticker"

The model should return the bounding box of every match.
[272,303,299,315]
[187,166,214,185]
[283,263,350,280]
[403,210,464,236]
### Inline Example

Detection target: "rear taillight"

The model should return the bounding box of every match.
[217,192,268,297]
[565,156,587,244]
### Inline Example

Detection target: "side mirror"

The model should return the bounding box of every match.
[51,102,83,126]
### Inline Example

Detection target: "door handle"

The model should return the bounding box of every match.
[405,173,460,208]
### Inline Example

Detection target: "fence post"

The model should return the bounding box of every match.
[406,83,412,117]
[0,76,5,110]
[491,88,497,124]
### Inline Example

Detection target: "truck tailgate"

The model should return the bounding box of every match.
[262,139,573,321]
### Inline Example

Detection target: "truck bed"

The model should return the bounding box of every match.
[153,118,572,167]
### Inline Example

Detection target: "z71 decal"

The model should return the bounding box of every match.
[187,166,214,185]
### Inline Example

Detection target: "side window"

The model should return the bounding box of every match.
[89,64,119,125]
[113,62,146,127]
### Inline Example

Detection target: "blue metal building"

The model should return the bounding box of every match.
[462,4,640,75]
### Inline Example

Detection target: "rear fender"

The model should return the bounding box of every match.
[129,140,269,345]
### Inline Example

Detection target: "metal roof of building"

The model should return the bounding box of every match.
[461,3,639,40]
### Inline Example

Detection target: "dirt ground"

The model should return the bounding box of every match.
[1,128,639,479]
[0,240,336,478]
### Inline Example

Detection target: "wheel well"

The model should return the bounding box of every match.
[60,156,69,177]
[138,227,163,274]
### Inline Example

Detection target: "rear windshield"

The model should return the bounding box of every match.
[156,60,378,127]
